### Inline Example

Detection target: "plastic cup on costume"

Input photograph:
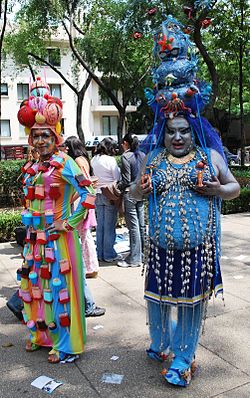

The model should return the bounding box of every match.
[49,183,61,200]
[75,174,92,187]
[32,286,42,300]
[26,253,34,267]
[48,322,58,333]
[44,247,55,263]
[81,193,96,209]
[47,231,60,241]
[45,209,54,224]
[29,271,38,285]
[22,161,33,174]
[27,320,37,332]
[16,268,22,281]
[21,290,32,303]
[35,184,45,200]
[43,289,53,303]
[26,166,36,176]
[50,157,63,169]
[52,277,62,290]
[21,265,30,279]
[21,210,28,224]
[40,264,51,280]
[32,211,41,228]
[59,259,71,275]
[22,211,33,226]
[36,319,47,331]
[59,312,70,327]
[59,288,70,304]
[26,186,35,201]
[34,254,42,268]
[30,231,37,243]
[36,230,47,244]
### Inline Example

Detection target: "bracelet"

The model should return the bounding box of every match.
[62,220,74,232]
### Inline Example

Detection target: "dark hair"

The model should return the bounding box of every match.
[64,136,93,174]
[95,137,117,156]
[122,133,139,152]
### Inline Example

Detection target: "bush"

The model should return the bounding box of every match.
[222,188,250,214]
[0,210,22,242]
[230,166,250,188]
[0,160,25,207]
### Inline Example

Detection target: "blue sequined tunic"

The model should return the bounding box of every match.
[144,146,223,306]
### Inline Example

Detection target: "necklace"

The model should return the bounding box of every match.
[167,150,196,165]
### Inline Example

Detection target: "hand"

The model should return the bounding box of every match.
[46,220,65,233]
[195,175,222,197]
[90,176,98,189]
[141,174,152,194]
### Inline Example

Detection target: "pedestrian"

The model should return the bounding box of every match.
[64,136,105,317]
[132,16,240,387]
[117,133,145,267]
[17,77,95,363]
[91,137,121,262]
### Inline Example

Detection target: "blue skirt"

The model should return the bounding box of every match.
[145,240,223,306]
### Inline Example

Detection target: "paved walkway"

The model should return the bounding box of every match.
[0,213,250,397]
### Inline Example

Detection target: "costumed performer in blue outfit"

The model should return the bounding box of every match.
[131,15,240,387]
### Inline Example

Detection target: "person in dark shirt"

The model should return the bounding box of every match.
[117,133,145,267]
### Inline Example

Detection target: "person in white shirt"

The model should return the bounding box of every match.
[91,138,121,262]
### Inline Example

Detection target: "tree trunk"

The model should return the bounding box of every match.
[76,74,92,144]
[239,1,245,166]
[225,82,233,148]
[117,109,126,145]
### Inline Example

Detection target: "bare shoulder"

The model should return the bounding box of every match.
[210,149,238,184]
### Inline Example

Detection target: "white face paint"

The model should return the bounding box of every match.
[164,117,194,157]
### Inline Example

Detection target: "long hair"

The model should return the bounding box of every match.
[95,137,117,156]
[64,136,92,174]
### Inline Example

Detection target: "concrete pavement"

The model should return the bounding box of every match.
[0,213,250,397]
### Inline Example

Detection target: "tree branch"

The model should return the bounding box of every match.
[0,0,8,54]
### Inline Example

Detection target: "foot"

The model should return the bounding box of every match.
[146,348,169,362]
[85,306,106,317]
[117,260,141,268]
[164,357,196,387]
[104,254,123,263]
[86,271,98,278]
[25,341,40,352]
[48,349,60,364]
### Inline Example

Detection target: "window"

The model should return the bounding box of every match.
[47,48,61,67]
[0,120,11,137]
[19,124,26,138]
[1,83,8,96]
[102,116,118,135]
[99,89,117,105]
[49,84,62,99]
[17,83,29,100]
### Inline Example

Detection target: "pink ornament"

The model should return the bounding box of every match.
[29,96,47,112]
[44,102,62,125]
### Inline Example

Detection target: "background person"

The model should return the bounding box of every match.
[117,133,146,268]
[91,137,121,263]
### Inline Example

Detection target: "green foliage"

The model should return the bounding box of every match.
[0,210,22,242]
[222,187,250,214]
[0,160,25,207]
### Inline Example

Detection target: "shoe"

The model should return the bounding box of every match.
[104,254,123,263]
[85,306,106,317]
[146,348,169,362]
[86,271,98,278]
[117,260,141,268]
[164,357,196,387]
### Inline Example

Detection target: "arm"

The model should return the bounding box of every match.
[129,154,152,200]
[118,154,131,191]
[196,150,240,200]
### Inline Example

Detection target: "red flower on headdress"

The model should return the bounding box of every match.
[158,35,174,52]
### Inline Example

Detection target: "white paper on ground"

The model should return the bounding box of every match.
[110,355,119,361]
[233,275,244,279]
[31,376,63,393]
[93,324,104,330]
[101,373,124,384]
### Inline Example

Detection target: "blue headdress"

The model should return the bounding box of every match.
[140,15,227,168]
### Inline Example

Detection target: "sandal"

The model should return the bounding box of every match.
[146,348,170,362]
[164,357,197,387]
[25,341,41,352]
[48,349,60,364]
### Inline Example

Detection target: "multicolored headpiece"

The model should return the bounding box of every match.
[17,76,63,145]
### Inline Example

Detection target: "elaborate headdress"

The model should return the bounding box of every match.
[142,15,226,164]
[17,76,63,145]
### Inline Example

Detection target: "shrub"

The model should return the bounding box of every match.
[0,160,25,208]
[0,210,22,242]
[222,188,250,214]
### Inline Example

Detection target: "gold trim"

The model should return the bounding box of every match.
[167,150,196,165]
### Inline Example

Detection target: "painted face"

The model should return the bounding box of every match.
[31,129,56,159]
[164,117,193,157]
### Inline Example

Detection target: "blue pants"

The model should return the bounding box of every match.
[124,193,145,264]
[95,193,118,261]
[147,301,203,365]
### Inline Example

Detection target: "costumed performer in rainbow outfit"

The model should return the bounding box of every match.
[17,77,96,363]
[132,15,240,387]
